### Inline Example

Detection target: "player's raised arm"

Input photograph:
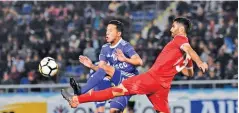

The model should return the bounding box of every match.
[116,49,143,66]
[79,43,109,71]
[79,55,107,71]
[79,55,116,78]
[180,44,208,73]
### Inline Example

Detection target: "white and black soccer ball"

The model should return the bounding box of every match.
[38,57,58,77]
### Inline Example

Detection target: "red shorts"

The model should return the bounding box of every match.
[122,72,170,113]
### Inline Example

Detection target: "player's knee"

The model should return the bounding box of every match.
[112,84,129,96]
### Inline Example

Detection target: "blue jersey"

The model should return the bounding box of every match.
[99,39,139,75]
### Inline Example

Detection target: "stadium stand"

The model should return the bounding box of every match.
[0,1,237,89]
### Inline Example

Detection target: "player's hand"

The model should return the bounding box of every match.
[116,49,127,62]
[69,96,79,108]
[198,62,208,73]
[79,55,93,68]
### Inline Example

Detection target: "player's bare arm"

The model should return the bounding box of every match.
[116,49,143,66]
[79,55,107,71]
[180,44,208,73]
[79,55,116,77]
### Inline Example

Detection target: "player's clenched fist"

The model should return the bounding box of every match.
[198,62,208,73]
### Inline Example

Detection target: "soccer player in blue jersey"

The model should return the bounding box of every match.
[68,20,143,113]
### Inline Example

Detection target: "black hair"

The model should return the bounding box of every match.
[173,17,191,34]
[108,20,124,35]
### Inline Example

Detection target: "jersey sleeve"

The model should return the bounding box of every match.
[99,47,107,62]
[123,43,137,58]
[174,36,189,50]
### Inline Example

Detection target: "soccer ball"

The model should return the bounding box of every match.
[38,57,58,77]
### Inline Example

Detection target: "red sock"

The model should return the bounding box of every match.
[77,87,114,103]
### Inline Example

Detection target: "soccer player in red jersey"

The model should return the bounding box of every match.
[62,17,208,113]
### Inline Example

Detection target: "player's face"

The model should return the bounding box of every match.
[170,22,180,37]
[106,24,121,43]
[170,22,186,37]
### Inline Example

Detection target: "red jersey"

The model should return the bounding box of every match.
[148,35,190,88]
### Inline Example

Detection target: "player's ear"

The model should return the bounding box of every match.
[117,32,122,37]
[179,26,185,33]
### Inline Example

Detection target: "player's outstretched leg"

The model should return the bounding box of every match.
[70,68,107,95]
[63,84,129,108]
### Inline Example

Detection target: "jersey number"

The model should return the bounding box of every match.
[175,54,191,72]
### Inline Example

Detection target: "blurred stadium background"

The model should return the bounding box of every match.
[0,1,237,113]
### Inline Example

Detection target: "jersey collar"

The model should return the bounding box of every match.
[110,38,123,48]
[174,35,188,39]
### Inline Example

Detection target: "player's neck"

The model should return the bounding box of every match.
[174,33,187,38]
[111,37,122,47]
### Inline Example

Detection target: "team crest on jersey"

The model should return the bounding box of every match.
[111,53,118,61]
[107,53,118,61]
